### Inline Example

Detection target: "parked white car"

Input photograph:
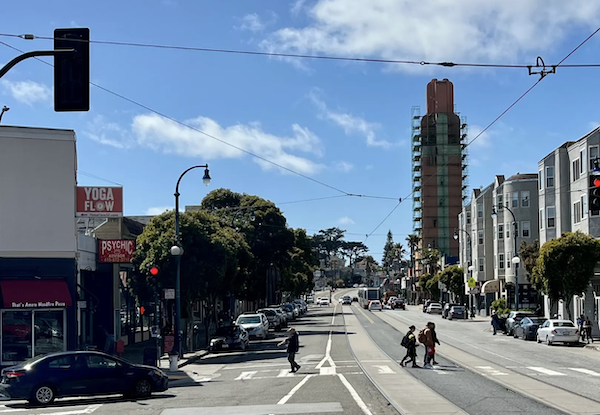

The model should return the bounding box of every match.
[368,300,383,311]
[427,303,443,314]
[536,319,579,345]
[235,313,270,339]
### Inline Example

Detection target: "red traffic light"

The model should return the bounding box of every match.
[140,306,146,315]
[150,267,159,276]
[594,178,600,187]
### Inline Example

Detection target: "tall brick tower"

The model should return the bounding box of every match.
[411,79,468,264]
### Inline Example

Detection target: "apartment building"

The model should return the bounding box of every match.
[538,127,600,324]
[459,174,539,315]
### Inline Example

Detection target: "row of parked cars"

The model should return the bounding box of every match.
[422,300,466,320]
[504,311,580,345]
[209,300,309,352]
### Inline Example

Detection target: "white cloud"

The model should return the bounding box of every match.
[1,80,51,105]
[84,115,133,149]
[291,0,307,15]
[338,216,355,225]
[239,13,265,32]
[468,125,492,148]
[334,161,354,172]
[310,93,391,148]
[263,1,600,70]
[132,114,324,175]
[145,206,172,215]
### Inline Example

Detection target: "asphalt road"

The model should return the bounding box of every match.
[349,302,567,415]
[0,292,399,415]
[382,303,600,405]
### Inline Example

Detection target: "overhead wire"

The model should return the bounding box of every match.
[77,170,123,186]
[362,24,600,242]
[4,32,600,69]
[0,39,398,202]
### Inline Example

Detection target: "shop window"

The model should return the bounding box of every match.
[2,311,32,362]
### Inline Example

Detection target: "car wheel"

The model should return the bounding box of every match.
[522,332,527,340]
[240,341,246,351]
[133,378,152,398]
[31,384,55,406]
[536,334,541,343]
[546,336,552,346]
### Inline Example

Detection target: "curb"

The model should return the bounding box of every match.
[178,350,209,368]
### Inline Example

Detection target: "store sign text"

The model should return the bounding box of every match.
[11,301,67,308]
[76,186,123,217]
[98,239,136,263]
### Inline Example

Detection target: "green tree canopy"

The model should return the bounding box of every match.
[519,239,542,291]
[343,241,369,267]
[533,231,600,319]
[282,228,318,297]
[437,265,465,299]
[313,227,346,266]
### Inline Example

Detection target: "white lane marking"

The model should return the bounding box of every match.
[527,367,566,376]
[373,365,395,374]
[568,368,600,377]
[277,369,296,378]
[234,371,257,380]
[337,374,373,415]
[320,367,337,375]
[316,331,336,369]
[476,365,508,376]
[163,402,343,414]
[6,404,104,415]
[431,367,448,375]
[277,375,314,405]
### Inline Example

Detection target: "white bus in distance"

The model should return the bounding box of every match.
[357,287,380,309]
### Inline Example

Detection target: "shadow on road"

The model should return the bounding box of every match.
[6,393,176,409]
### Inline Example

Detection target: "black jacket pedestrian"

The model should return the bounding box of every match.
[286,331,300,353]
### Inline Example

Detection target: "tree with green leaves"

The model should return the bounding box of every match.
[313,227,346,266]
[282,228,318,297]
[519,239,541,291]
[420,248,441,276]
[533,231,600,320]
[131,209,250,348]
[436,265,465,301]
[343,241,369,267]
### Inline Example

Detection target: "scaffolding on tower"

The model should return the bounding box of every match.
[411,106,422,234]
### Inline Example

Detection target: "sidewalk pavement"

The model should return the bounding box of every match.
[120,339,209,381]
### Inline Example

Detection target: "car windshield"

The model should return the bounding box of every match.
[528,318,546,324]
[452,307,464,312]
[238,316,260,324]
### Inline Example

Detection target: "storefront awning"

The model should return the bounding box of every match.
[1,280,72,308]
[482,280,500,294]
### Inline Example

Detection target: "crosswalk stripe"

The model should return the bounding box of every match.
[373,365,395,374]
[527,367,566,376]
[277,369,295,377]
[568,368,600,377]
[234,371,257,380]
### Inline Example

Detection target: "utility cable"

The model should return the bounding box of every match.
[77,170,123,186]
[363,24,600,242]
[0,40,397,201]
[5,32,600,70]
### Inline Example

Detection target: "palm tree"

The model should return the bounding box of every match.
[406,234,421,302]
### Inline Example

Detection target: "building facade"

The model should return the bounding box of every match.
[412,79,468,274]
[538,128,600,327]
[459,174,539,315]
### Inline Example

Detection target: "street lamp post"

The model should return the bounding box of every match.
[491,206,519,311]
[453,229,473,314]
[171,165,211,364]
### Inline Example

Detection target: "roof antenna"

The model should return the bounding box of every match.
[0,106,9,124]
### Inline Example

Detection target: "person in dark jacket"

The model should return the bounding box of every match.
[278,327,301,373]
[400,325,419,368]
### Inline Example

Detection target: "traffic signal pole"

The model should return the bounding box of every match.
[0,49,74,80]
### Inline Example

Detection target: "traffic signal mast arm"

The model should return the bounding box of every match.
[0,49,74,80]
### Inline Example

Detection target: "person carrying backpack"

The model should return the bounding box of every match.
[419,322,439,368]
[400,325,419,368]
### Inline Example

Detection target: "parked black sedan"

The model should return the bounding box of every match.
[513,317,547,340]
[209,325,250,352]
[0,351,168,405]
[390,299,406,310]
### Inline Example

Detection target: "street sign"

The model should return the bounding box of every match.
[468,277,476,288]
[164,289,175,300]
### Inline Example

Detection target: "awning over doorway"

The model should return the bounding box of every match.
[1,280,72,308]
[482,280,500,294]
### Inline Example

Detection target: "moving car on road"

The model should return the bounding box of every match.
[209,325,250,351]
[0,351,168,406]
[318,297,330,306]
[536,319,579,345]
[342,296,352,305]
[448,306,466,320]
[368,300,383,311]
[390,298,406,310]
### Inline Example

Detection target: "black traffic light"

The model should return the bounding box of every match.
[54,28,89,112]
[589,174,600,211]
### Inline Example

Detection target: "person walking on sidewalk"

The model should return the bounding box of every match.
[584,316,594,344]
[578,314,586,341]
[400,325,419,368]
[491,311,500,335]
[278,327,301,373]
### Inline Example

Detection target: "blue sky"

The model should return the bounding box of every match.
[1,1,600,260]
